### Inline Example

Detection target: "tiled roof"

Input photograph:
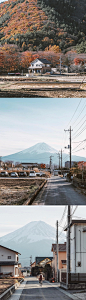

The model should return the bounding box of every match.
[35,257,53,264]
[51,243,66,252]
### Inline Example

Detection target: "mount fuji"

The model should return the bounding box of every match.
[0,221,66,266]
[2,142,86,165]
[0,221,55,266]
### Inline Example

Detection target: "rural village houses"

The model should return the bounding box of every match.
[0,245,21,277]
[51,242,67,281]
[28,58,51,74]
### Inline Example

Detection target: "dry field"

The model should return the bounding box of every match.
[0,178,45,205]
[0,278,22,295]
[0,76,86,97]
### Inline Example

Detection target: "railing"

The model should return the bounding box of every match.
[61,273,86,284]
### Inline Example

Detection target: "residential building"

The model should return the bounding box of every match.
[65,220,86,274]
[0,245,21,277]
[35,257,53,267]
[21,163,39,169]
[51,243,67,280]
[65,161,76,168]
[78,161,86,170]
[28,58,51,74]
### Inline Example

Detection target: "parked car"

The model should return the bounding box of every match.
[0,171,9,177]
[40,173,46,177]
[29,171,36,177]
[10,172,18,177]
[18,172,27,177]
[36,172,41,177]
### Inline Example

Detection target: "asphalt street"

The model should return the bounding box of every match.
[33,176,86,205]
[18,277,72,300]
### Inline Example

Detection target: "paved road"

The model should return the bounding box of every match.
[19,277,72,300]
[33,176,86,205]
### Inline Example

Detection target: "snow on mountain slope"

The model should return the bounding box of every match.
[0,221,56,244]
[22,143,57,154]
[0,221,66,265]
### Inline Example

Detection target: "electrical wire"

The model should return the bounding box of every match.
[73,120,86,137]
[73,125,86,140]
[66,99,82,128]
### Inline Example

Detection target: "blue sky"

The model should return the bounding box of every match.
[0,206,86,238]
[0,98,86,157]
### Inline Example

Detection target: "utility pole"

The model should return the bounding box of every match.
[70,126,72,169]
[49,155,53,174]
[66,206,71,288]
[64,127,73,170]
[56,221,58,282]
[61,149,62,174]
[60,55,61,75]
[56,153,60,169]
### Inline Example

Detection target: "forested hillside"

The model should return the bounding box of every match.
[0,0,86,53]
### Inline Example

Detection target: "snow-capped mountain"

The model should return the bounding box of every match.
[0,221,55,266]
[0,221,65,266]
[0,221,56,244]
[22,143,57,155]
[2,142,86,165]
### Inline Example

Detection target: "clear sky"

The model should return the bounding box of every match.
[0,98,86,157]
[0,206,86,237]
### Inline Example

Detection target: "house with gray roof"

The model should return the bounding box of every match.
[28,58,51,74]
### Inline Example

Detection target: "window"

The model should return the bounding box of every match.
[78,261,81,267]
[8,256,11,259]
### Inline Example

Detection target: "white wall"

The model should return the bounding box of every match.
[31,59,44,67]
[1,265,14,275]
[0,246,18,262]
[70,223,86,273]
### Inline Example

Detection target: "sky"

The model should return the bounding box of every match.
[0,206,86,238]
[0,98,86,158]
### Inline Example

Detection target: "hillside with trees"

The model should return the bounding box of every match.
[0,0,86,53]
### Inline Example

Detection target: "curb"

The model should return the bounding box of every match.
[0,279,24,300]
[23,179,47,205]
[45,281,79,300]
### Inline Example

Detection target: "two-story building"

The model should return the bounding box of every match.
[0,245,21,277]
[51,243,67,280]
[65,219,86,274]
[28,58,51,74]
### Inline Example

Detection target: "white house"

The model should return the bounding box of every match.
[28,58,51,74]
[0,245,21,277]
[65,220,86,274]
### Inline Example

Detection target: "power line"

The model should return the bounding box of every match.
[58,206,67,226]
[72,139,86,151]
[72,102,86,127]
[74,114,86,130]
[66,99,82,128]
[73,120,86,137]
[72,147,85,153]
[73,125,86,140]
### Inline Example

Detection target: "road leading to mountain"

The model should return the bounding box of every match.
[19,277,72,300]
[33,176,86,205]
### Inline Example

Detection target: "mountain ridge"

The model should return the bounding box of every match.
[2,142,86,165]
[0,221,58,265]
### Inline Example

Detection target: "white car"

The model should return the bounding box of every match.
[10,172,18,177]
[29,171,36,177]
